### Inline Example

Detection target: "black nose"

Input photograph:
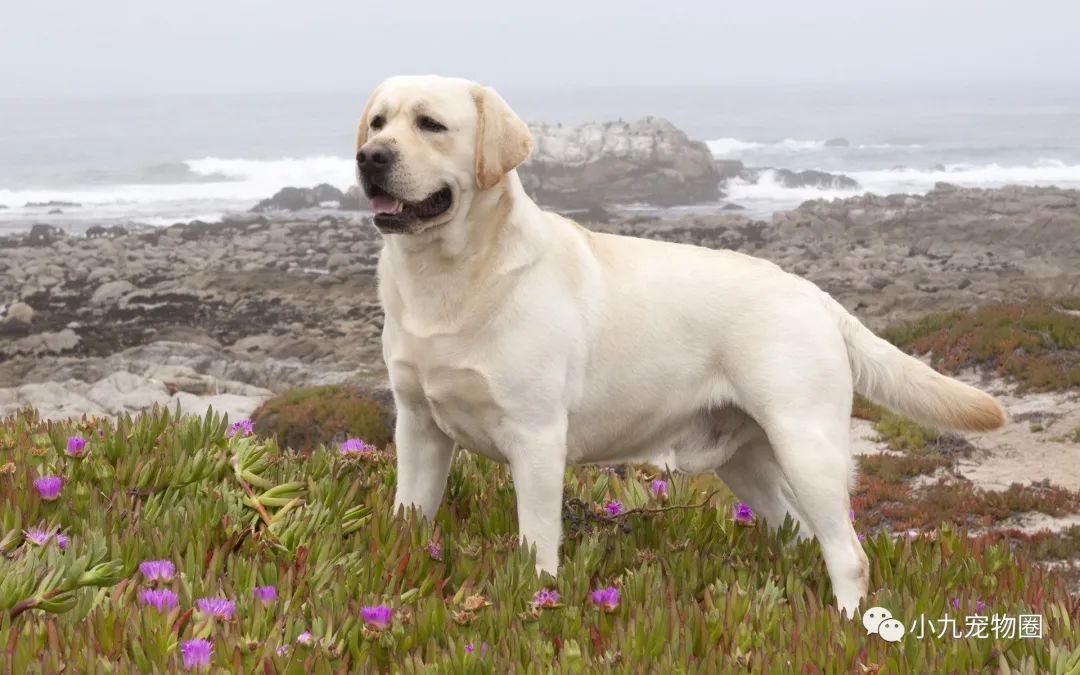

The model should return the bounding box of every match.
[356,143,396,169]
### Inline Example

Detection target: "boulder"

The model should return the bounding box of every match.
[90,280,136,306]
[251,184,346,212]
[3,302,34,325]
[824,137,850,147]
[518,117,721,208]
[26,224,65,246]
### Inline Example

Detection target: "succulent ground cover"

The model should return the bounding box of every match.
[2,405,1079,673]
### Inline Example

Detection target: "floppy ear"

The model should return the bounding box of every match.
[471,86,534,190]
[355,83,383,151]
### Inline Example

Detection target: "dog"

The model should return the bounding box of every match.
[355,75,1006,617]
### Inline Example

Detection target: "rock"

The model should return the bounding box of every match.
[25,200,81,208]
[26,224,65,246]
[252,184,346,212]
[714,159,747,181]
[824,137,850,147]
[90,280,136,306]
[48,208,63,215]
[340,185,364,211]
[519,117,721,208]
[768,168,859,190]
[3,302,34,325]
[4,329,80,357]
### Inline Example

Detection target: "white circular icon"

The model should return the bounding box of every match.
[878,618,906,643]
[863,606,893,634]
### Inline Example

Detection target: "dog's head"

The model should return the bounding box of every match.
[355,76,533,235]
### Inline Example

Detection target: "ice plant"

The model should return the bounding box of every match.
[590,586,620,612]
[976,600,987,614]
[196,597,236,620]
[66,435,87,457]
[649,479,668,499]
[296,631,314,645]
[532,589,560,608]
[340,438,375,455]
[226,419,254,438]
[465,642,489,655]
[361,605,393,630]
[139,559,176,584]
[22,526,54,547]
[733,502,754,525]
[55,532,69,551]
[139,589,179,612]
[180,639,212,671]
[34,476,62,501]
[253,585,278,605]
[426,541,443,560]
[604,500,623,516]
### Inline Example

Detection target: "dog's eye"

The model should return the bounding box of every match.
[370,115,385,131]
[417,115,447,133]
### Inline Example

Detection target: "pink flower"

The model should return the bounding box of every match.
[426,541,443,560]
[732,502,754,525]
[22,527,53,547]
[139,559,176,583]
[195,596,235,620]
[139,589,179,612]
[649,479,668,498]
[532,588,560,608]
[361,605,392,629]
[604,500,623,516]
[340,438,376,455]
[55,532,69,551]
[180,639,212,670]
[226,419,254,438]
[296,630,314,645]
[589,586,620,612]
[253,585,278,605]
[66,436,87,457]
[34,476,62,501]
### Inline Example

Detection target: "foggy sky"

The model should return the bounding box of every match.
[2,0,1078,97]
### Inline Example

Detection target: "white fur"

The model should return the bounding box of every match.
[361,76,1005,617]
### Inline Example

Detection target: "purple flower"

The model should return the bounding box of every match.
[226,419,254,439]
[180,639,212,670]
[604,500,623,516]
[857,533,867,543]
[976,600,987,614]
[253,585,278,605]
[361,605,392,630]
[34,476,62,501]
[296,630,314,645]
[426,541,443,560]
[649,479,668,498]
[906,529,919,540]
[195,596,235,620]
[532,588,561,608]
[590,586,620,612]
[339,438,376,455]
[951,597,961,611]
[848,508,856,522]
[275,645,289,657]
[55,532,69,551]
[464,642,489,655]
[23,527,53,547]
[66,436,87,457]
[139,559,176,583]
[733,502,754,525]
[139,589,179,612]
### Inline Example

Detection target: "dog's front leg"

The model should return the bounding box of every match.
[507,428,568,577]
[393,402,455,519]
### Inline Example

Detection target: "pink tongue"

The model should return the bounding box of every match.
[370,195,402,214]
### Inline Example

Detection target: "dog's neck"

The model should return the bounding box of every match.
[379,171,552,335]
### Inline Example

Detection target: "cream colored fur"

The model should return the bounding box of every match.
[357,75,1006,617]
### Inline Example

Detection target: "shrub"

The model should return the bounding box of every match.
[250,385,394,452]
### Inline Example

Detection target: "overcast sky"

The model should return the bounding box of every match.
[2,0,1078,97]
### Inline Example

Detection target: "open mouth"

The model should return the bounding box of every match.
[366,183,453,231]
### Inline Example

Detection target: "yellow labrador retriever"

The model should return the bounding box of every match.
[355,75,1005,616]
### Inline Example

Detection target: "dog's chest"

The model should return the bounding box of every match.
[389,342,508,463]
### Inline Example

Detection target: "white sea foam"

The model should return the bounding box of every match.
[707,137,921,157]
[724,160,1080,215]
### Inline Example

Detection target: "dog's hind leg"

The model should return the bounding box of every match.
[755,414,868,618]
[715,438,815,540]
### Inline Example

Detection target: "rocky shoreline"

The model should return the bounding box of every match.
[2,182,1078,421]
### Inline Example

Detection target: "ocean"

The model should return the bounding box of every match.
[1,81,1079,231]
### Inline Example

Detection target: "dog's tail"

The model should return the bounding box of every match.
[824,294,1006,432]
